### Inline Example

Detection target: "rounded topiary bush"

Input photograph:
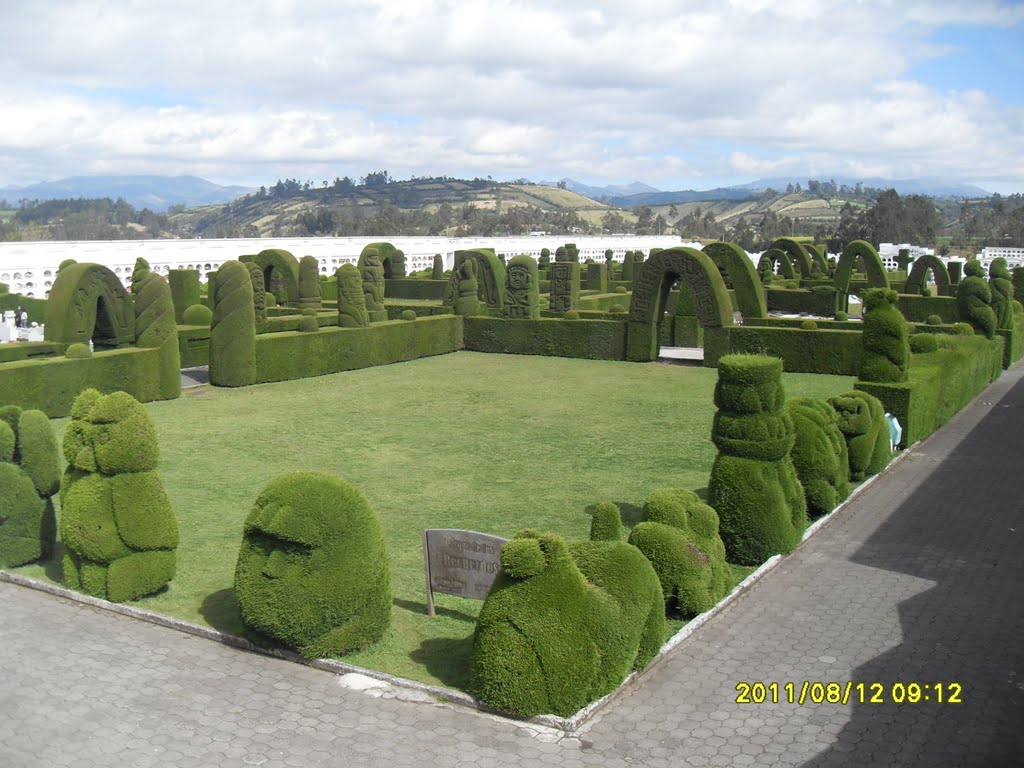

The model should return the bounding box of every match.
[608,304,626,314]
[952,322,975,335]
[785,398,850,518]
[800,319,818,330]
[182,303,213,326]
[627,488,730,616]
[910,333,939,353]
[563,310,580,320]
[234,472,391,659]
[708,355,807,565]
[471,530,663,717]
[829,390,891,480]
[859,288,909,383]
[60,389,178,602]
[297,315,319,333]
[265,293,277,307]
[926,314,943,326]
[614,285,627,294]
[1014,300,1024,316]
[301,307,318,316]
[65,343,93,359]
[400,309,417,321]
[834,311,848,322]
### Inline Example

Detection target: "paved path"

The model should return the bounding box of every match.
[3,366,1023,767]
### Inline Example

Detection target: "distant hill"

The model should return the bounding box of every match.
[0,175,252,212]
[547,179,661,201]
[739,176,990,198]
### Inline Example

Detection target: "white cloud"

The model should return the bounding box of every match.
[0,0,1021,191]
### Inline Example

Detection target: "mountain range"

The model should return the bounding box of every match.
[0,175,252,212]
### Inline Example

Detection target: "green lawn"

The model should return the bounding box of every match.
[16,351,853,690]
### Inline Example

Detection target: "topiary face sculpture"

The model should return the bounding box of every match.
[234,472,391,659]
[829,390,890,480]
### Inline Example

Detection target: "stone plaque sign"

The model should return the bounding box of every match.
[423,528,508,616]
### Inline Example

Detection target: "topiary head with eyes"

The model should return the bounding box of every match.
[63,389,158,475]
[234,472,391,657]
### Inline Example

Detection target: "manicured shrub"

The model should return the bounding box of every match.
[607,304,626,315]
[246,262,268,324]
[952,322,974,335]
[336,264,370,328]
[65,343,92,359]
[539,248,551,269]
[502,254,540,319]
[265,293,277,307]
[834,311,848,321]
[431,254,444,280]
[829,390,891,480]
[400,309,417,321]
[58,258,77,272]
[785,398,850,518]
[859,288,910,383]
[589,501,625,542]
[614,285,627,294]
[300,307,318,316]
[621,251,635,281]
[957,260,996,338]
[452,258,482,317]
[182,303,213,326]
[297,315,319,333]
[708,355,807,565]
[298,255,322,309]
[563,310,580,320]
[800,319,817,330]
[0,408,60,567]
[471,530,664,717]
[210,261,256,387]
[234,472,391,658]
[360,247,387,321]
[1014,300,1024,316]
[926,314,943,326]
[60,389,178,601]
[627,488,730,616]
[130,257,150,295]
[910,333,939,353]
[168,269,202,323]
[989,257,1014,330]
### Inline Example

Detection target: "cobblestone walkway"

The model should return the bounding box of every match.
[3,366,1022,768]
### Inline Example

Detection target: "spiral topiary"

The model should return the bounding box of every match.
[0,408,60,567]
[65,343,92,359]
[708,355,807,565]
[234,472,391,658]
[627,488,730,616]
[785,398,850,518]
[130,257,151,295]
[829,390,891,480]
[956,260,996,339]
[60,389,178,601]
[988,257,1014,330]
[210,260,256,387]
[910,333,939,353]
[182,303,213,326]
[859,288,910,383]
[470,529,664,717]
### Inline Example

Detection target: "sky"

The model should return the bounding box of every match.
[1,0,1023,194]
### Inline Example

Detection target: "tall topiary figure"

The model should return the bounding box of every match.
[130,257,150,295]
[210,260,256,387]
[829,390,891,480]
[454,258,482,316]
[361,247,387,322]
[786,398,851,518]
[234,472,391,658]
[538,248,551,269]
[336,264,370,328]
[502,254,540,319]
[168,269,201,323]
[989,257,1014,330]
[957,260,996,339]
[134,271,182,399]
[708,355,807,565]
[246,262,268,324]
[431,254,444,280]
[627,489,730,617]
[622,251,636,281]
[471,530,664,717]
[298,255,322,310]
[859,288,910,383]
[60,389,178,602]
[0,408,60,567]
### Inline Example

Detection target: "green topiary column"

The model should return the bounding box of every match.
[621,251,635,281]
[130,257,150,295]
[708,355,807,565]
[336,264,369,327]
[360,248,387,322]
[246,262,267,325]
[134,272,182,400]
[989,258,1014,330]
[0,408,60,567]
[431,254,444,280]
[957,260,996,339]
[298,255,322,310]
[60,389,178,602]
[234,472,391,658]
[168,269,201,323]
[210,260,256,387]
[859,288,910,382]
[453,258,482,316]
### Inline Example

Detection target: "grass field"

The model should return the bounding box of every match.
[15,351,854,690]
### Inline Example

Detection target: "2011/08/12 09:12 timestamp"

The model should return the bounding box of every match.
[735,681,964,705]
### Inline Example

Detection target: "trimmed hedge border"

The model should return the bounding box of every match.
[765,288,837,317]
[384,279,449,301]
[463,317,627,360]
[896,294,959,324]
[703,326,862,374]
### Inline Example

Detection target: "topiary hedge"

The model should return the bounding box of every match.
[859,288,909,383]
[65,343,92,359]
[210,261,256,387]
[957,260,996,339]
[234,471,391,658]
[60,389,178,602]
[470,529,664,717]
[463,317,627,360]
[0,408,60,567]
[828,390,890,480]
[708,355,807,565]
[909,333,939,353]
[627,488,730,616]
[785,398,850,518]
[989,257,1014,330]
[703,325,862,375]
[168,269,201,323]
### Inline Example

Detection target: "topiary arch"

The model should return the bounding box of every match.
[702,241,767,320]
[769,238,814,279]
[904,254,951,296]
[239,249,300,305]
[360,242,407,279]
[44,263,135,348]
[627,247,734,361]
[758,248,797,280]
[834,240,889,309]
[442,249,507,310]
